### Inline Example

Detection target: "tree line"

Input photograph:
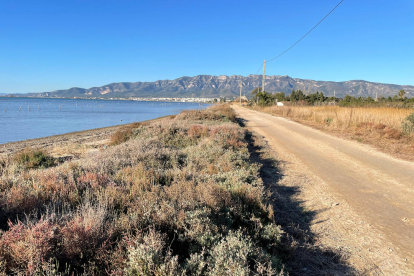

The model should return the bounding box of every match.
[250,88,414,107]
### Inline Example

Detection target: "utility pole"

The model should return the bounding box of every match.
[262,60,266,93]
[334,90,336,98]
[376,91,378,102]
[240,81,242,106]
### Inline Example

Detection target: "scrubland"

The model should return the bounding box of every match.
[0,105,286,275]
[252,105,414,159]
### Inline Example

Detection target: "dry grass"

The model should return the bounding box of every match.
[255,106,412,130]
[0,105,286,275]
[52,142,89,158]
[110,122,146,145]
[252,105,414,160]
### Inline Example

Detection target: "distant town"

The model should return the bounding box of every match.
[128,97,223,103]
[7,94,233,103]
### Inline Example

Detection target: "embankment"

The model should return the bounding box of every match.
[0,105,286,275]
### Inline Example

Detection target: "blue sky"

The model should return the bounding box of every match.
[1,0,413,93]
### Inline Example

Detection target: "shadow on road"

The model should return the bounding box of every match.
[243,124,359,275]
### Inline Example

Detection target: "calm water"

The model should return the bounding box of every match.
[0,97,209,145]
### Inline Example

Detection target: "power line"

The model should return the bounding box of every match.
[268,0,344,63]
[254,63,264,75]
[253,0,344,75]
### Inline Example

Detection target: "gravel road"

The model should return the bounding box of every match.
[233,105,414,274]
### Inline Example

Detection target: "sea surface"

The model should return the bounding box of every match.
[0,97,209,145]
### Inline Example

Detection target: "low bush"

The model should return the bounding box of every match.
[110,122,144,145]
[13,149,55,169]
[175,104,237,123]
[0,105,286,275]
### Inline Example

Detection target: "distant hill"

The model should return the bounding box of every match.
[19,75,414,99]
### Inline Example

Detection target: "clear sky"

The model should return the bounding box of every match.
[1,0,413,94]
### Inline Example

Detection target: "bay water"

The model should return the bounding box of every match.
[0,97,209,145]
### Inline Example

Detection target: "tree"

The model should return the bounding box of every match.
[296,90,305,101]
[307,92,318,105]
[343,95,352,103]
[290,90,297,102]
[256,91,276,106]
[399,90,406,99]
[366,96,375,103]
[251,87,261,97]
[251,87,262,104]
[213,98,218,103]
[319,92,324,102]
[274,92,286,102]
[250,88,276,106]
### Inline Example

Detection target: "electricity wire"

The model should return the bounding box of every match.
[253,0,344,74]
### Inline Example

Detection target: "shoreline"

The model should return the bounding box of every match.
[0,115,174,156]
[0,95,217,103]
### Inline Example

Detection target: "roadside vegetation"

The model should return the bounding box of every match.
[251,88,414,108]
[246,89,414,160]
[0,105,286,275]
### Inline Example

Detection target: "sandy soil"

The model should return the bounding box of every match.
[0,115,173,157]
[0,125,120,157]
[234,105,414,275]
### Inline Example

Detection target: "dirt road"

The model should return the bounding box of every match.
[233,105,414,274]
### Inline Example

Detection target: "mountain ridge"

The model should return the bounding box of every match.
[15,75,414,99]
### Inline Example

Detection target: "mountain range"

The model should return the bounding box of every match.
[16,75,414,99]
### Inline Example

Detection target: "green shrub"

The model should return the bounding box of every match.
[13,149,55,169]
[401,112,414,134]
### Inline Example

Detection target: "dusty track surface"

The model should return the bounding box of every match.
[233,105,414,275]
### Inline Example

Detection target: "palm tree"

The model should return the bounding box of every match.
[398,90,406,99]
[251,87,262,104]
